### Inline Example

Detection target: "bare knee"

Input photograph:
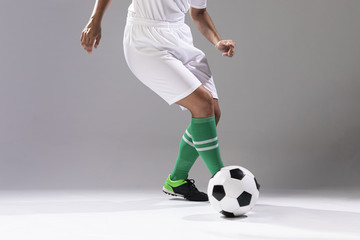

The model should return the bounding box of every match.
[176,86,214,118]
[214,99,221,125]
[191,90,214,117]
[215,108,221,125]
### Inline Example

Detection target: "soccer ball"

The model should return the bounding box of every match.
[208,165,260,217]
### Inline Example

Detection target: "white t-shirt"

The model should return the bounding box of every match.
[128,0,207,22]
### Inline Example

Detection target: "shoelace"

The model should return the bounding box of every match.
[185,179,200,194]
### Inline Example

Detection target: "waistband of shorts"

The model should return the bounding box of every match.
[126,13,185,28]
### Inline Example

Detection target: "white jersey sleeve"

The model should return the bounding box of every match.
[190,0,207,9]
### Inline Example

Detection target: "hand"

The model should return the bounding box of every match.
[216,40,235,57]
[80,18,102,54]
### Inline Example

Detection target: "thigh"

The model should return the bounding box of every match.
[180,45,219,100]
[124,43,202,106]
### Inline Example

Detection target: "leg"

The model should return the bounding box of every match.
[170,95,221,181]
[176,85,214,118]
[176,86,221,124]
[163,86,223,201]
[176,86,224,176]
[213,99,221,126]
[170,86,213,181]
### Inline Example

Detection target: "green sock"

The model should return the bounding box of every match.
[190,116,224,176]
[170,124,199,181]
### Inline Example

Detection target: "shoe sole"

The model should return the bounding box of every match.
[162,187,185,199]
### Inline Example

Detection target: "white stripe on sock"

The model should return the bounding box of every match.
[196,144,219,152]
[182,135,195,148]
[193,137,218,145]
[185,129,192,139]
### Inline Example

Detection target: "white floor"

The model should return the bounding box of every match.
[0,189,359,240]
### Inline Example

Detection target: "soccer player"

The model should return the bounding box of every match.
[81,0,235,201]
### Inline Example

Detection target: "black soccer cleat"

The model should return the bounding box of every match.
[163,174,208,201]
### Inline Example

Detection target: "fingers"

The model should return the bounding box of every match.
[94,34,101,49]
[221,40,235,57]
[227,45,235,57]
[227,41,235,57]
[80,29,92,54]
[80,28,98,54]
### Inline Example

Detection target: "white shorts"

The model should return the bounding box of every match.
[123,14,218,110]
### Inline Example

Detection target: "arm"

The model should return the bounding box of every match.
[190,7,235,57]
[80,0,113,54]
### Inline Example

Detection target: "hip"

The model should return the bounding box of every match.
[123,14,193,50]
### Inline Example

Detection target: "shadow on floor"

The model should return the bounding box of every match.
[183,204,360,239]
[0,196,208,215]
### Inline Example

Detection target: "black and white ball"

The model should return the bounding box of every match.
[208,166,260,217]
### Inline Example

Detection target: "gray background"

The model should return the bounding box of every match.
[0,0,359,191]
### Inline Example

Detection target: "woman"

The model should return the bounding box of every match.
[81,0,235,201]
